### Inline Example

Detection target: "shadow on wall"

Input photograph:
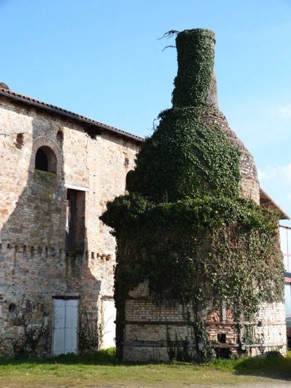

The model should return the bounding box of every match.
[0,114,100,357]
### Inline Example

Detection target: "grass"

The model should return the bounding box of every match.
[0,348,291,387]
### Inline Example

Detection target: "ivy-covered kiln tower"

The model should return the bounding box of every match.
[101,29,286,361]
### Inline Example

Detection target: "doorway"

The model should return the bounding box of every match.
[53,298,79,355]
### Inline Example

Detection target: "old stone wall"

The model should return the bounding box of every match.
[0,95,139,356]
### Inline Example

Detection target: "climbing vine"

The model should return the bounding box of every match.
[100,29,284,360]
[102,194,283,315]
[127,107,241,203]
[172,29,215,107]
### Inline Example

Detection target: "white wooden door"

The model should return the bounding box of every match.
[53,299,79,355]
[101,299,116,349]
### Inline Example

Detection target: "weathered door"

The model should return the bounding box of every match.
[53,299,79,355]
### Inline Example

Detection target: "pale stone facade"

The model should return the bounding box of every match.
[0,86,141,357]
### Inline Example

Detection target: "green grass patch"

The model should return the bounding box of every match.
[0,349,290,387]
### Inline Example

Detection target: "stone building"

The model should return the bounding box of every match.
[0,29,289,360]
[0,83,142,357]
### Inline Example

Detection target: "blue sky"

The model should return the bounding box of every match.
[1,0,291,224]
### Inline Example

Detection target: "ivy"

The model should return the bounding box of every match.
[127,107,241,203]
[100,28,284,359]
[102,196,283,314]
[172,29,216,107]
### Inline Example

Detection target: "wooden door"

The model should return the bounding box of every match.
[53,299,79,355]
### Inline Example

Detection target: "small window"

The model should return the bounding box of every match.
[35,146,57,173]
[8,303,16,313]
[217,333,226,343]
[125,170,135,191]
[16,133,24,149]
[66,189,86,252]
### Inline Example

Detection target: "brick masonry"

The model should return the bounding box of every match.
[123,282,286,361]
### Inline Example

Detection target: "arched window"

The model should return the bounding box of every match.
[125,170,135,191]
[35,146,57,173]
